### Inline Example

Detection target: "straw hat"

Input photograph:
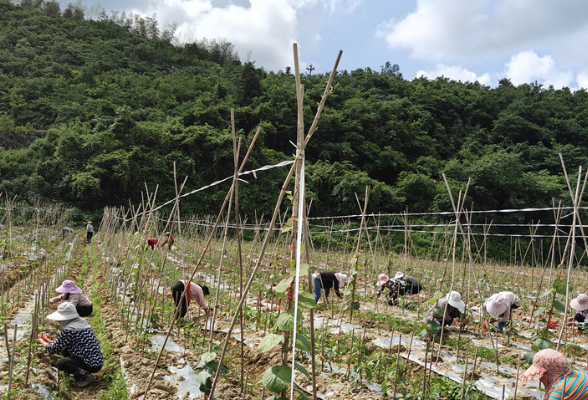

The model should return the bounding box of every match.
[486,293,509,316]
[446,291,465,312]
[570,294,588,312]
[394,271,404,280]
[378,274,389,286]
[47,302,79,321]
[55,280,82,294]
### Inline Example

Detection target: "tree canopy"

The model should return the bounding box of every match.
[0,0,586,233]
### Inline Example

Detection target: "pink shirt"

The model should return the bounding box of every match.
[183,281,209,312]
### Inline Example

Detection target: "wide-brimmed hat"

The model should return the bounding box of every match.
[446,291,465,312]
[378,274,389,286]
[55,280,82,294]
[486,293,509,316]
[570,294,588,312]
[394,271,404,280]
[47,302,79,321]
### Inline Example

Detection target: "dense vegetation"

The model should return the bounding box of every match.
[1,1,587,244]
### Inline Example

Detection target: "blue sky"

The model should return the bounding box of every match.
[78,0,588,89]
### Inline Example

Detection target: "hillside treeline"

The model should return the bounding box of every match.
[1,0,587,237]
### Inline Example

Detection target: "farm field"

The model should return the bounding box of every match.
[0,201,586,400]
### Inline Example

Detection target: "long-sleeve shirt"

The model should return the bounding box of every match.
[183,281,209,312]
[424,298,461,326]
[46,328,103,369]
[483,291,522,321]
[548,370,588,400]
[49,293,92,307]
[379,279,408,303]
[86,224,93,232]
[317,272,345,298]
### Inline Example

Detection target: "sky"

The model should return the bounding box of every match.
[78,0,588,89]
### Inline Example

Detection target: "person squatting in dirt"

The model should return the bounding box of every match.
[62,227,73,239]
[567,294,588,331]
[312,271,348,303]
[519,348,588,400]
[86,221,93,243]
[424,290,468,334]
[50,280,93,317]
[171,280,210,321]
[482,291,522,330]
[37,302,104,388]
[377,271,422,305]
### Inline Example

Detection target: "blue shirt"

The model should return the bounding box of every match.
[46,328,103,368]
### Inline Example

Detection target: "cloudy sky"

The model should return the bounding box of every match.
[79,0,588,89]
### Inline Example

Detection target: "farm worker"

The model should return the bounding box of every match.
[312,271,348,303]
[146,238,158,250]
[424,291,467,329]
[37,302,103,388]
[62,227,73,239]
[86,221,93,243]
[519,348,588,400]
[483,291,521,330]
[377,272,423,305]
[160,232,175,250]
[171,280,210,319]
[50,280,93,317]
[567,294,588,329]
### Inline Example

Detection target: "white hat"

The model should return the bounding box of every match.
[571,294,588,312]
[446,291,465,313]
[394,271,404,280]
[47,302,79,321]
[486,293,509,316]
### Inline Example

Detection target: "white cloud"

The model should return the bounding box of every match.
[416,64,491,86]
[377,0,588,64]
[504,51,574,88]
[122,0,360,70]
[577,72,588,90]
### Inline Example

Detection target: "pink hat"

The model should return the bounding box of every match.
[570,294,588,312]
[486,293,509,316]
[378,274,389,286]
[55,280,82,294]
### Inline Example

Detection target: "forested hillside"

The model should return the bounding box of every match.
[1,0,587,225]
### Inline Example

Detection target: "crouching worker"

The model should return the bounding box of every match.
[424,291,467,333]
[519,348,588,399]
[377,272,407,305]
[567,294,588,330]
[312,271,348,304]
[50,280,93,317]
[171,280,210,320]
[146,238,158,250]
[483,291,521,330]
[37,302,103,388]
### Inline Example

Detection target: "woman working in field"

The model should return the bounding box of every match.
[377,272,422,305]
[520,348,588,399]
[424,291,467,333]
[567,294,588,330]
[482,291,521,330]
[312,271,348,304]
[49,280,93,317]
[37,302,103,388]
[171,280,210,321]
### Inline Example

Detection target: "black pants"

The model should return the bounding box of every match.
[86,231,93,242]
[171,281,188,319]
[575,313,585,323]
[76,304,93,317]
[56,349,101,378]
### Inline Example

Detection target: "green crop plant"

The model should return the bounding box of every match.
[524,278,572,363]
[256,261,316,399]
